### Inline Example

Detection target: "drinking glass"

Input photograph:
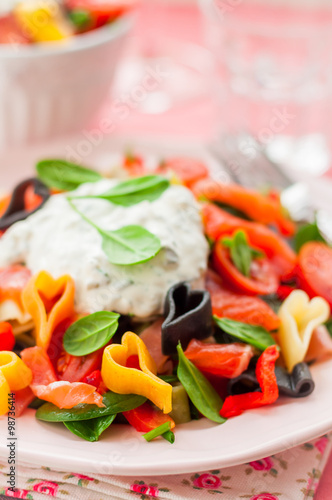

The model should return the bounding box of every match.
[200,0,332,176]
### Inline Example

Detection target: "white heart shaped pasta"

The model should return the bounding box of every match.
[278,290,330,372]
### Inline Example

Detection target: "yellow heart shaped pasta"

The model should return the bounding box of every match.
[101,332,172,413]
[0,352,33,416]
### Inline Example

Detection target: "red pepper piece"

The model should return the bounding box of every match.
[0,322,15,351]
[123,401,175,433]
[123,154,146,177]
[192,178,295,236]
[82,369,107,394]
[58,349,103,383]
[220,345,279,418]
[157,157,209,187]
[277,284,295,301]
[126,354,141,370]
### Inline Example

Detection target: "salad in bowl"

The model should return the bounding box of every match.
[0,0,136,45]
[0,1,134,149]
[0,155,331,444]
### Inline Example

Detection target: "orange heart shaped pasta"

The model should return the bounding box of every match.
[22,271,75,350]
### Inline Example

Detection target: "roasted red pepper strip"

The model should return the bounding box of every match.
[184,339,254,379]
[202,203,296,279]
[277,285,295,301]
[123,401,175,433]
[123,154,146,177]
[192,178,295,236]
[0,322,15,352]
[157,157,209,188]
[81,369,107,394]
[220,345,279,418]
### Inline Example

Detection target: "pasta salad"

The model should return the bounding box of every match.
[0,155,331,444]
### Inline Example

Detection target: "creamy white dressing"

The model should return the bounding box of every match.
[0,180,208,318]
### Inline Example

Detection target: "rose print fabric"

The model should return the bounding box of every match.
[0,434,331,500]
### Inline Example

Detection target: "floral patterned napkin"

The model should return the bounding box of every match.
[0,433,331,500]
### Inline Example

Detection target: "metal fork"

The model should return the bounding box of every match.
[208,134,332,242]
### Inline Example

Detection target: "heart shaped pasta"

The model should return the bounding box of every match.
[278,290,330,372]
[0,178,50,231]
[102,332,172,413]
[162,282,213,355]
[22,271,75,349]
[0,351,33,415]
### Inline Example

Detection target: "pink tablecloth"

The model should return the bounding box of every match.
[1,433,332,499]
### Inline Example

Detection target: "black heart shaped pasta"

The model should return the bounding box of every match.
[161,281,213,355]
[274,363,315,398]
[0,178,50,231]
[228,362,315,398]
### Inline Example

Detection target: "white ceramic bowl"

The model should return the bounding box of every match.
[0,17,132,150]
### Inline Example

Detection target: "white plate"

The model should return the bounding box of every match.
[0,136,332,476]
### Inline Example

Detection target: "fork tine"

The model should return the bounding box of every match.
[210,134,293,190]
[208,134,316,223]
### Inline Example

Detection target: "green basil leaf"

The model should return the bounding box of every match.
[36,392,146,422]
[68,199,162,266]
[158,374,179,384]
[36,159,102,191]
[64,414,116,442]
[68,9,92,30]
[295,221,327,253]
[214,316,277,351]
[222,230,263,277]
[94,175,170,206]
[63,311,120,356]
[176,344,226,424]
[99,225,161,266]
[28,398,46,410]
